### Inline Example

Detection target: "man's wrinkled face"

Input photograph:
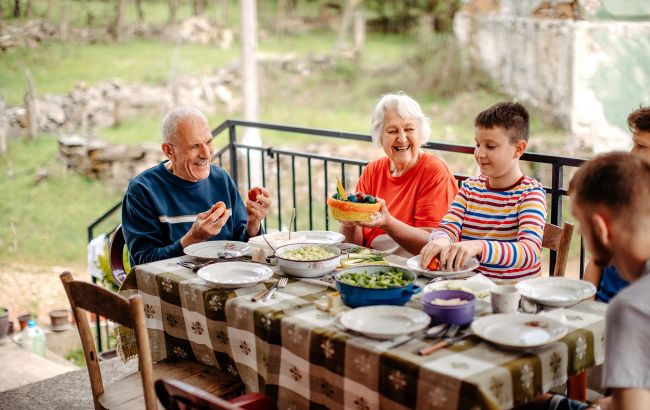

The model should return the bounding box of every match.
[164,117,214,182]
[571,198,613,268]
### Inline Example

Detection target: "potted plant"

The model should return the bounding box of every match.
[0,307,9,340]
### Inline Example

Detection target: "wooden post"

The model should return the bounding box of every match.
[352,9,365,57]
[24,69,38,142]
[169,0,179,24]
[59,0,68,41]
[0,96,7,157]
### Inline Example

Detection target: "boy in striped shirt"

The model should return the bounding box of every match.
[420,102,547,282]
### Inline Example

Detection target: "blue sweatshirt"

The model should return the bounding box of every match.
[122,161,250,265]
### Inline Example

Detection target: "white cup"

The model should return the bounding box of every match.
[491,285,521,313]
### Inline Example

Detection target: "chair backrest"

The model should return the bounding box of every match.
[155,379,277,410]
[60,271,156,410]
[110,224,127,287]
[542,222,574,277]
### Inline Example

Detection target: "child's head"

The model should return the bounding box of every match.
[627,106,650,161]
[475,101,530,143]
[473,102,530,185]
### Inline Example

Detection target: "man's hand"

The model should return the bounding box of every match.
[246,186,271,236]
[420,238,451,269]
[181,202,230,248]
[439,240,483,270]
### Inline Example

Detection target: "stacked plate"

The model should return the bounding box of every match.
[516,277,596,307]
[197,262,273,289]
[184,241,252,259]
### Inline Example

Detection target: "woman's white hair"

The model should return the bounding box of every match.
[162,106,208,143]
[370,92,431,147]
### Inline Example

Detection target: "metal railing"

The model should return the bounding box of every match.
[87,119,587,350]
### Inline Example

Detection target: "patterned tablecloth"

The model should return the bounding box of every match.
[118,256,606,410]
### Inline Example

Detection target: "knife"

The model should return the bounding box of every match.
[417,331,473,356]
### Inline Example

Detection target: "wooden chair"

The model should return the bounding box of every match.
[109,224,127,287]
[60,271,243,410]
[155,378,277,410]
[542,222,574,277]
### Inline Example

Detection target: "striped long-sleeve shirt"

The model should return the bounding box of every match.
[430,175,547,281]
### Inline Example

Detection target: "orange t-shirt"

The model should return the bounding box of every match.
[356,152,458,247]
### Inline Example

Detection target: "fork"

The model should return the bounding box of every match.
[262,276,288,302]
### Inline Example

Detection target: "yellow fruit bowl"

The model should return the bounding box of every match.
[327,197,380,222]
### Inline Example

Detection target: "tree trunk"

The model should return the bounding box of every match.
[192,0,206,16]
[25,0,33,17]
[352,9,365,57]
[169,0,179,24]
[13,0,20,18]
[240,0,262,187]
[217,0,230,24]
[335,0,361,55]
[0,2,5,31]
[24,69,38,142]
[59,0,69,41]
[110,0,126,41]
[44,0,54,19]
[0,97,7,157]
[135,0,145,22]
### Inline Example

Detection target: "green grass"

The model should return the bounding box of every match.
[0,137,123,265]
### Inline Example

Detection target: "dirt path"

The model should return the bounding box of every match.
[0,263,87,329]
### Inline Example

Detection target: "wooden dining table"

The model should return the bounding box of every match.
[117,253,606,409]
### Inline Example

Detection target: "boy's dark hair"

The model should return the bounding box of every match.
[474,102,530,143]
[627,106,650,133]
[569,152,650,230]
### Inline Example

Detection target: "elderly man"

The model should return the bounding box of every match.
[122,106,271,265]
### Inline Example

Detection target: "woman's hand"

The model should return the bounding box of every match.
[420,238,451,268]
[358,197,390,228]
[439,240,482,270]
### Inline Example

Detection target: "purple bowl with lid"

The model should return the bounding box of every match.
[423,290,476,326]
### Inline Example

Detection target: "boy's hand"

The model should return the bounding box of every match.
[440,240,483,271]
[420,238,451,269]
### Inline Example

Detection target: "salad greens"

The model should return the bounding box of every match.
[338,268,410,288]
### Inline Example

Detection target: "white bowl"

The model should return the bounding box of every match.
[274,243,341,278]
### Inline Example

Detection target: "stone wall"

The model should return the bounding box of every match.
[454,2,650,152]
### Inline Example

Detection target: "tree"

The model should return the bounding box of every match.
[110,0,126,41]
[169,0,179,23]
[13,0,20,18]
[135,0,145,22]
[192,0,207,16]
[25,0,33,18]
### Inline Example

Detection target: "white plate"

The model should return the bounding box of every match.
[471,313,568,350]
[407,255,480,278]
[184,241,252,259]
[516,277,597,307]
[339,306,430,340]
[424,279,492,300]
[197,262,273,289]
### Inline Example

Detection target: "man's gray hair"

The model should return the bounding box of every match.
[162,106,208,143]
[370,92,431,147]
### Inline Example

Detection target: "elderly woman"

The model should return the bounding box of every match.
[339,92,458,256]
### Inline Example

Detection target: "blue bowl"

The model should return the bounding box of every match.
[333,265,422,308]
[423,290,476,326]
